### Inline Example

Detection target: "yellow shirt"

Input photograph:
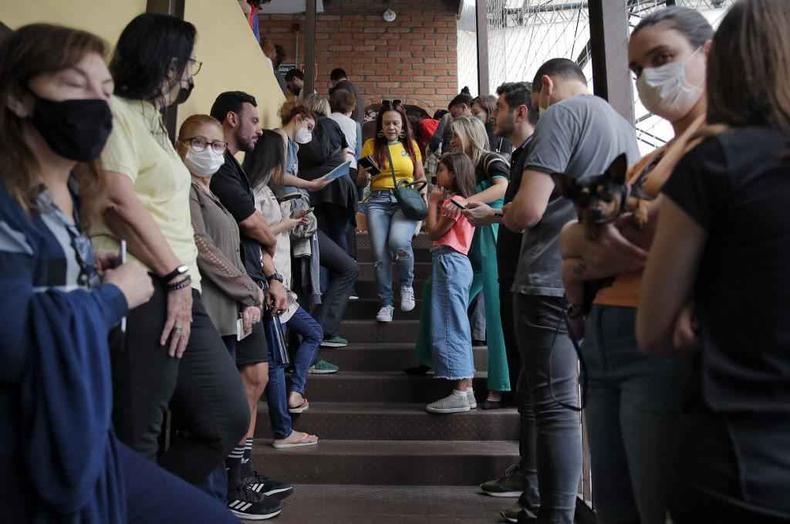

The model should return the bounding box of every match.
[361,139,422,191]
[91,96,201,290]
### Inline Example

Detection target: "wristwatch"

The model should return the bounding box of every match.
[160,265,189,283]
[265,272,285,284]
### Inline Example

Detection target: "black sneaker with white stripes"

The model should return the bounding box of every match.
[243,471,294,499]
[226,485,283,521]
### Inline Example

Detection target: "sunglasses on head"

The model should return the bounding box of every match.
[381,99,403,110]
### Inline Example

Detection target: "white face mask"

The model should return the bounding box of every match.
[637,48,703,122]
[295,127,313,144]
[184,147,225,177]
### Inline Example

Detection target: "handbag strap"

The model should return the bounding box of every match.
[384,142,399,189]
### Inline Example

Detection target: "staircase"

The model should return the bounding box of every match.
[254,233,520,522]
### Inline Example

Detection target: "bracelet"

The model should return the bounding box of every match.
[166,275,192,292]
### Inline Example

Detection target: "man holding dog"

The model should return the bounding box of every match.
[502,58,638,524]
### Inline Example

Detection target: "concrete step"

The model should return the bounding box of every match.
[356,261,433,282]
[353,279,429,300]
[345,298,422,320]
[268,484,509,524]
[252,439,518,486]
[339,319,420,343]
[356,247,433,264]
[257,402,518,441]
[356,233,433,251]
[299,371,491,403]
[321,342,488,372]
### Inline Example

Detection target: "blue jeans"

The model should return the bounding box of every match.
[583,305,691,524]
[430,247,474,380]
[264,328,293,440]
[514,294,582,524]
[285,307,323,394]
[366,191,419,306]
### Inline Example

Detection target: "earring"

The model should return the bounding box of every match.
[398,131,406,139]
[376,130,385,138]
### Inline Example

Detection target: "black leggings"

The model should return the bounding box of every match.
[110,285,249,484]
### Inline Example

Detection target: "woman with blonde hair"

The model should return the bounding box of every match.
[413,114,511,409]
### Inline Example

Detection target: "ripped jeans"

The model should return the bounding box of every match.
[366,191,419,306]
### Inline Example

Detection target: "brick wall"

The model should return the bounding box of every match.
[259,0,459,115]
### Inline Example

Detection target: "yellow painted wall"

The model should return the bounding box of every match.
[183,0,285,130]
[0,1,147,44]
[0,0,284,130]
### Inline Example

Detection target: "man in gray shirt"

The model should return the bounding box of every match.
[502,58,640,524]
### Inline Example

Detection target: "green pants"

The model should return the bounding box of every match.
[415,223,511,392]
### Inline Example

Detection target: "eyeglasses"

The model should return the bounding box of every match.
[182,136,227,154]
[188,58,202,77]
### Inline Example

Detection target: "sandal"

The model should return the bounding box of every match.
[288,398,310,414]
[272,431,319,449]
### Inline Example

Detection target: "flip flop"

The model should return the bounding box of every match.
[288,399,310,414]
[273,432,319,449]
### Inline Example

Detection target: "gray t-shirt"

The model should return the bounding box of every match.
[513,95,640,297]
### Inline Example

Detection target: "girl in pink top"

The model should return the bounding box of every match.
[424,153,479,414]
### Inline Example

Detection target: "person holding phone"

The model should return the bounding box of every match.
[358,99,426,323]
[247,130,322,443]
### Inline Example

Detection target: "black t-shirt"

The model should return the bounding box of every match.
[298,117,356,211]
[662,127,790,415]
[496,137,533,281]
[210,152,265,284]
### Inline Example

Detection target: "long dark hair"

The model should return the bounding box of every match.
[706,0,790,130]
[243,129,286,190]
[373,100,417,170]
[439,152,476,198]
[110,13,196,102]
[0,24,107,222]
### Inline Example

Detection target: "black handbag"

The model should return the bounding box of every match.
[385,143,428,220]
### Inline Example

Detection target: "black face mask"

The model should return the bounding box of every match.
[175,77,194,105]
[29,93,113,162]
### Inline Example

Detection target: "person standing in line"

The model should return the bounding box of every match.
[638,1,790,521]
[357,99,427,323]
[269,101,354,368]
[209,91,295,506]
[423,153,478,414]
[328,67,365,123]
[178,114,285,519]
[467,82,540,522]
[284,68,305,99]
[472,94,513,158]
[91,12,250,492]
[560,8,712,524]
[503,58,640,524]
[413,116,511,408]
[0,23,239,523]
[246,129,323,439]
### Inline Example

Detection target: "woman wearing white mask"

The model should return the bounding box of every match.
[179,115,264,355]
[559,7,712,524]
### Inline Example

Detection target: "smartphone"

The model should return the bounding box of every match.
[119,240,127,334]
[450,199,467,210]
[292,207,314,219]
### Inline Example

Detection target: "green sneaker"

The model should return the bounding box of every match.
[308,359,340,374]
[320,335,349,348]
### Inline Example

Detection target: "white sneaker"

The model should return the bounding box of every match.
[426,390,472,414]
[400,286,415,312]
[467,388,477,409]
[376,305,394,323]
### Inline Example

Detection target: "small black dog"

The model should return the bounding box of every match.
[559,153,650,317]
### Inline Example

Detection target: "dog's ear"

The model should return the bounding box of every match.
[607,153,629,185]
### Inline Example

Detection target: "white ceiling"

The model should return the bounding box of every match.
[257,0,326,14]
